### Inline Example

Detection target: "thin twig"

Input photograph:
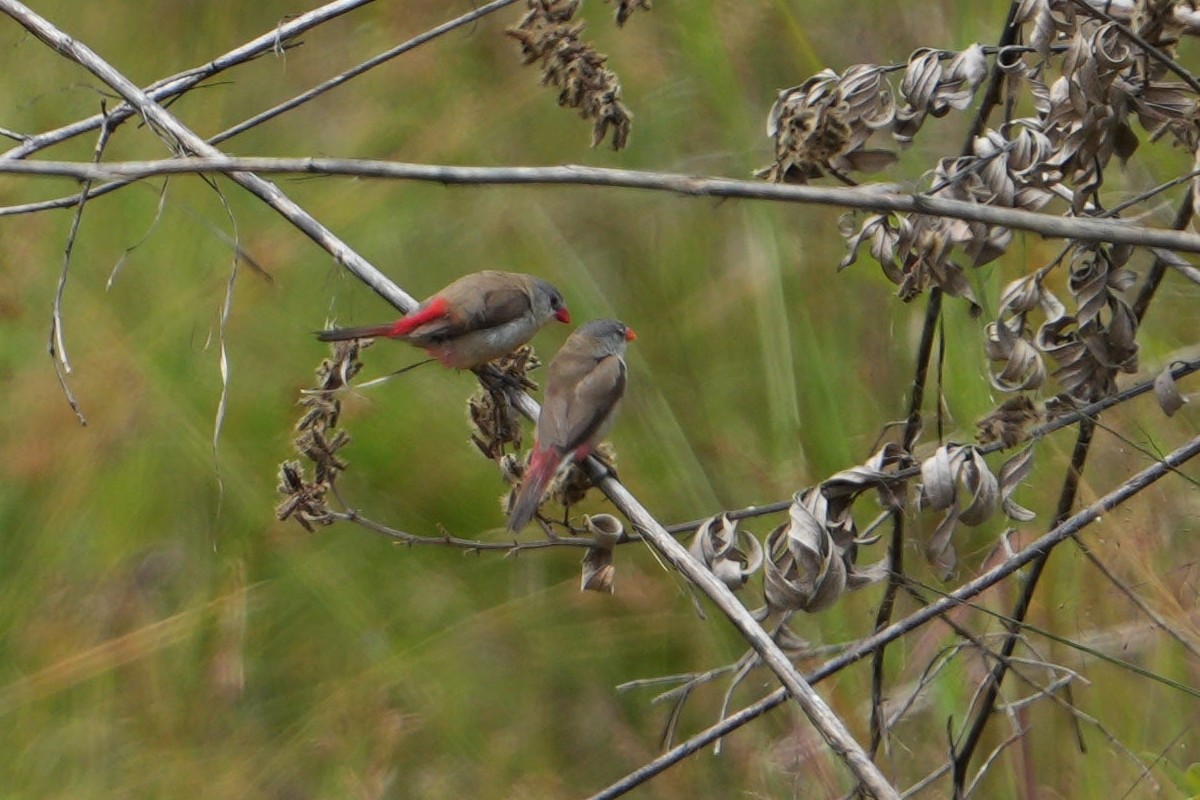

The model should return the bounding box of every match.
[212,0,520,144]
[5,158,1200,253]
[0,6,901,795]
[0,0,520,219]
[661,355,1200,534]
[586,431,1200,798]
[950,420,1095,797]
[0,0,378,161]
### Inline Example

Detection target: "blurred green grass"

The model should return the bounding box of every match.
[1,1,1199,798]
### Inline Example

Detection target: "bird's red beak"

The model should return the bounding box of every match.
[555,308,571,324]
[625,327,637,342]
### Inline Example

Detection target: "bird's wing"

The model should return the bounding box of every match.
[553,354,627,453]
[407,275,531,342]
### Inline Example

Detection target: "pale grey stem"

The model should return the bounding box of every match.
[588,432,1200,799]
[213,0,520,144]
[0,3,899,796]
[0,3,416,314]
[4,158,1200,254]
[0,0,378,161]
[0,0,519,218]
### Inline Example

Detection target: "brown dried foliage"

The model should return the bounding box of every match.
[276,341,366,531]
[507,0,634,149]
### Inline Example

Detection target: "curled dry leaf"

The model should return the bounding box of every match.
[585,513,624,548]
[1154,362,1189,416]
[998,445,1037,522]
[688,513,764,591]
[763,489,887,613]
[895,44,988,143]
[822,441,914,511]
[918,444,1000,579]
[581,546,616,593]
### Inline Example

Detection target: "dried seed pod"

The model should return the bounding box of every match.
[585,513,624,549]
[918,444,1000,579]
[688,514,764,591]
[580,546,616,593]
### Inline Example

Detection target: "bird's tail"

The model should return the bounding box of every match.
[315,322,405,342]
[508,446,561,531]
[315,296,450,342]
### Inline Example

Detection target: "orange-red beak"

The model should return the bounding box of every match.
[555,308,571,324]
[625,327,637,342]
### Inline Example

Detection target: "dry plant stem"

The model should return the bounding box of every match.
[869,288,942,754]
[1134,193,1194,319]
[874,0,1020,752]
[588,432,1200,800]
[0,0,377,161]
[0,0,521,219]
[214,0,519,144]
[950,420,1095,797]
[6,159,1200,254]
[0,2,418,316]
[0,5,898,796]
[663,355,1200,534]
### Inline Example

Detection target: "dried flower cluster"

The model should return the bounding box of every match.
[468,346,540,459]
[765,5,1200,421]
[276,341,366,530]
[603,0,651,27]
[507,0,634,150]
[685,445,909,612]
[756,65,899,184]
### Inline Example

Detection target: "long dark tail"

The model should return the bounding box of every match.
[315,322,403,342]
[508,446,561,531]
[315,296,450,342]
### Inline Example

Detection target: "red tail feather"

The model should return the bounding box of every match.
[508,446,561,531]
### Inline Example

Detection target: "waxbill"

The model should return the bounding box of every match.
[508,319,636,531]
[316,271,570,369]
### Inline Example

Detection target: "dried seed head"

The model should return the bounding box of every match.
[277,340,366,531]
[507,0,634,150]
[758,66,897,184]
[976,396,1043,447]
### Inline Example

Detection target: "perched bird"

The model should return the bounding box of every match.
[508,319,636,531]
[316,271,570,369]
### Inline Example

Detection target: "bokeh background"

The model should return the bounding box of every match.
[1,1,1199,797]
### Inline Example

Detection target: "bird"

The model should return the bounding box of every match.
[507,318,636,531]
[316,271,570,369]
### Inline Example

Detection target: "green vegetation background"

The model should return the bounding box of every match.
[1,1,1198,797]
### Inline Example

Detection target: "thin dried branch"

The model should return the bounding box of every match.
[0,6,902,795]
[0,0,517,218]
[0,0,377,161]
[5,157,1200,253]
[214,0,521,145]
[588,431,1200,799]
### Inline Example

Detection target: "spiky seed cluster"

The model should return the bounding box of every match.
[468,346,540,460]
[507,0,633,150]
[603,0,650,27]
[276,341,366,530]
